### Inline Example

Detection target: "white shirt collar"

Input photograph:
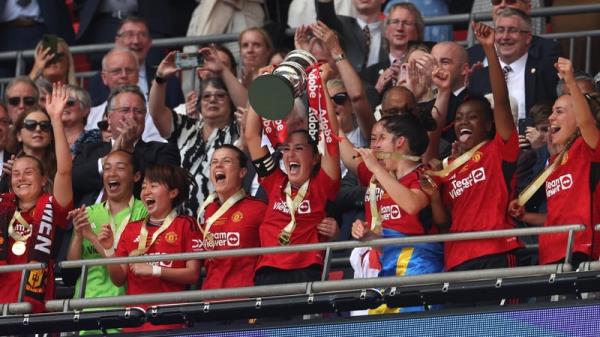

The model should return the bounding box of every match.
[453,86,466,97]
[500,53,528,74]
[356,17,382,32]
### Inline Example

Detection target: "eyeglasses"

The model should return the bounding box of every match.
[7,96,36,107]
[110,107,146,115]
[491,0,528,5]
[117,31,150,40]
[332,92,349,105]
[104,67,137,76]
[495,26,531,35]
[22,119,52,132]
[201,92,227,102]
[386,19,415,28]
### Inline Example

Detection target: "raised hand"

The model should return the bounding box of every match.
[2,154,15,177]
[432,67,452,93]
[294,25,311,51]
[184,91,199,118]
[464,61,483,88]
[156,51,180,78]
[30,45,55,79]
[375,62,401,94]
[113,117,137,151]
[354,148,382,174]
[311,21,343,55]
[555,57,574,82]
[199,45,225,75]
[69,205,96,242]
[472,21,495,48]
[45,82,68,122]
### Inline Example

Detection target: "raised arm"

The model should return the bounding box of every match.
[423,67,452,163]
[149,51,178,138]
[199,46,248,108]
[318,64,341,182]
[315,0,344,34]
[46,83,72,208]
[312,21,375,139]
[472,22,514,140]
[556,57,599,149]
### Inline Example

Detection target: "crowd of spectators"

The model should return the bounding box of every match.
[0,0,599,333]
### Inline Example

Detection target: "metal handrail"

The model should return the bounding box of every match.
[59,224,584,269]
[46,263,568,312]
[0,262,45,274]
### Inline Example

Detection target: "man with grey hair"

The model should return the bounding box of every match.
[468,0,562,66]
[72,85,180,206]
[85,47,164,142]
[3,76,39,124]
[468,8,558,121]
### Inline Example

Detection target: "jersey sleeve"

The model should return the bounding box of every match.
[495,129,520,162]
[316,167,341,201]
[115,222,137,257]
[258,167,284,194]
[51,195,73,230]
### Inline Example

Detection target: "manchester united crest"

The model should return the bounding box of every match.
[231,211,244,223]
[165,231,178,244]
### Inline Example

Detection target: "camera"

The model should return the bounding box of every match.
[175,52,203,69]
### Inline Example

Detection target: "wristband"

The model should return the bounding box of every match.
[154,74,166,84]
[103,247,115,257]
[152,265,162,277]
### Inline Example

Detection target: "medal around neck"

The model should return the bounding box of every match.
[12,241,26,256]
[248,49,317,120]
[278,230,291,246]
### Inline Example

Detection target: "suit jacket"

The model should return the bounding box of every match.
[467,50,558,119]
[316,1,387,73]
[0,0,75,43]
[75,0,175,40]
[72,140,181,206]
[468,35,563,65]
[0,150,12,193]
[86,65,184,108]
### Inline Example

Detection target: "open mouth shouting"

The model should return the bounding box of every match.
[458,128,473,143]
[288,161,301,176]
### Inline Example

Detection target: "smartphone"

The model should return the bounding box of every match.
[518,117,534,135]
[175,52,203,69]
[41,34,62,64]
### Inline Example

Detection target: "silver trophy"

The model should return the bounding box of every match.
[248,49,318,120]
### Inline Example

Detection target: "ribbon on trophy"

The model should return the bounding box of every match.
[306,64,339,156]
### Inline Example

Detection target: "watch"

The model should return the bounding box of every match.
[154,74,166,84]
[333,53,346,63]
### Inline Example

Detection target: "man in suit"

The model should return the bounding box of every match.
[0,103,12,193]
[431,41,470,146]
[362,2,424,93]
[72,85,180,206]
[316,0,386,74]
[468,0,562,65]
[85,16,184,108]
[0,0,74,77]
[468,8,558,121]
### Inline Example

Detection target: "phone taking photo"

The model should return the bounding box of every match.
[175,52,203,69]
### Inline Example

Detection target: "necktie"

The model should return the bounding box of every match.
[503,65,513,81]
[362,25,371,68]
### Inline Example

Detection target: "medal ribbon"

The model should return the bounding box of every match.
[104,196,134,247]
[197,189,246,240]
[280,179,310,245]
[131,210,177,257]
[368,176,382,234]
[426,140,488,177]
[517,148,568,206]
[8,211,32,242]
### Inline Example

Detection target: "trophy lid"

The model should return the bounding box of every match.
[248,74,295,121]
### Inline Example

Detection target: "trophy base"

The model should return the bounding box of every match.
[249,74,295,121]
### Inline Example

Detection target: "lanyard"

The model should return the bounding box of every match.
[368,176,383,234]
[428,140,488,177]
[197,189,246,240]
[279,179,310,245]
[130,210,176,257]
[518,148,568,206]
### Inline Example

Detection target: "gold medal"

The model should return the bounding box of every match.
[11,241,26,256]
[278,230,291,246]
[204,232,215,250]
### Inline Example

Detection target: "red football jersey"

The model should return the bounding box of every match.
[540,137,600,264]
[357,162,426,235]
[0,193,69,313]
[200,196,265,290]
[115,215,201,332]
[441,131,523,270]
[256,168,340,271]
[592,171,600,260]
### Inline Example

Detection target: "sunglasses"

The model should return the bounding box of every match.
[332,92,349,105]
[22,119,52,132]
[491,0,524,5]
[7,96,36,107]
